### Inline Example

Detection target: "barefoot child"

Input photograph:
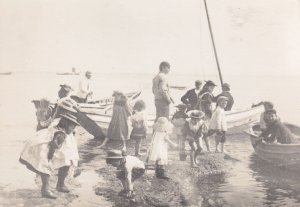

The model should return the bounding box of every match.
[182,110,206,167]
[209,96,228,153]
[147,117,177,179]
[171,104,188,160]
[105,150,145,199]
[130,100,147,156]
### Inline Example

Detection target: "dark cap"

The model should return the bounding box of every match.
[205,80,217,87]
[195,80,202,85]
[222,83,230,90]
[265,109,277,114]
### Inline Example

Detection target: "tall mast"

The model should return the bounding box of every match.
[203,0,224,86]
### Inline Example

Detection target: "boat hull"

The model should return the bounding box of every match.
[80,99,264,133]
[248,124,300,166]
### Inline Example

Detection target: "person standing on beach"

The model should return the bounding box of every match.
[147,117,177,179]
[181,80,203,111]
[198,80,217,151]
[130,100,148,156]
[19,113,80,199]
[209,96,228,153]
[215,83,234,111]
[152,61,174,121]
[98,91,132,151]
[75,71,93,103]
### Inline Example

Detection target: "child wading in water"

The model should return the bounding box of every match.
[171,104,188,161]
[105,150,145,199]
[147,117,177,179]
[209,96,228,153]
[130,100,147,156]
[182,110,206,167]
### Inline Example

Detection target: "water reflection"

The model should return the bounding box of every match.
[249,154,300,206]
[195,174,228,207]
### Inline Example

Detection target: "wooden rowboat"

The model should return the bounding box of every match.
[245,123,300,166]
[79,90,264,132]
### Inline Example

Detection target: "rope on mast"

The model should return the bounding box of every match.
[203,0,224,86]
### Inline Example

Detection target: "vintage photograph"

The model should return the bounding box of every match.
[0,0,300,206]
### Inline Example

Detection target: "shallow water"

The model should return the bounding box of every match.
[1,72,300,206]
[194,134,300,207]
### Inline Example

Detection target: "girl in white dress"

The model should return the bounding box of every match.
[147,117,177,179]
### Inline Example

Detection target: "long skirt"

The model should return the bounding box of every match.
[107,105,129,141]
[19,127,79,175]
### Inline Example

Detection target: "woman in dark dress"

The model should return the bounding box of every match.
[98,91,132,151]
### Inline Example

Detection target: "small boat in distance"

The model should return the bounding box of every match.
[0,72,12,75]
[245,123,300,166]
[169,85,187,90]
[57,67,79,75]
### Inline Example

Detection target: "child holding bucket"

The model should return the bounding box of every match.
[146,117,177,179]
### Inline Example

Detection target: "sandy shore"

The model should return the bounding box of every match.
[0,127,236,207]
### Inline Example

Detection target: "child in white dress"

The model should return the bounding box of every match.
[147,117,177,179]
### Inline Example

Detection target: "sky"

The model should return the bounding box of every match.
[0,0,299,76]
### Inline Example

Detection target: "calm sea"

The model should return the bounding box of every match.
[0,72,300,206]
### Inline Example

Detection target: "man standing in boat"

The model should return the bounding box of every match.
[74,71,93,103]
[152,61,174,121]
[181,80,203,111]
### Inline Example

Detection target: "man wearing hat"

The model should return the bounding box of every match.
[260,109,298,144]
[75,71,93,103]
[105,150,145,199]
[198,80,217,119]
[181,80,203,111]
[216,83,234,111]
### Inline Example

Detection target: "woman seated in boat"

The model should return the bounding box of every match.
[261,109,299,144]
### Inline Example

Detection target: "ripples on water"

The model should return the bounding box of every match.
[193,134,300,207]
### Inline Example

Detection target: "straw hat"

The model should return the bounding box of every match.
[205,80,217,87]
[59,113,80,125]
[153,117,173,132]
[104,150,127,159]
[58,99,78,113]
[189,110,205,119]
[59,84,73,92]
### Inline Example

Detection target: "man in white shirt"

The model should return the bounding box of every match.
[76,71,93,103]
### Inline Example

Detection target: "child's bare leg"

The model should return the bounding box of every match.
[189,141,196,167]
[215,135,219,152]
[221,143,224,153]
[203,134,210,151]
[122,140,127,152]
[135,138,142,156]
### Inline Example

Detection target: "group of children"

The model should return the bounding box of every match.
[104,94,230,199]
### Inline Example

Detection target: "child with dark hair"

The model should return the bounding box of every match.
[130,100,147,156]
[105,150,145,199]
